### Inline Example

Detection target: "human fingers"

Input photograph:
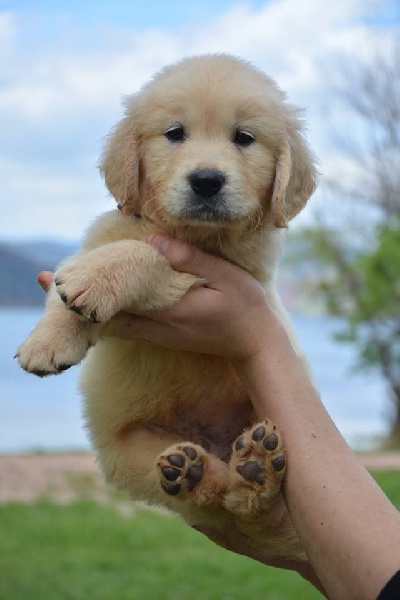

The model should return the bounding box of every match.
[37,271,54,292]
[100,311,201,351]
[147,233,247,289]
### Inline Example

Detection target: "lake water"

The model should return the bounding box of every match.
[0,307,390,453]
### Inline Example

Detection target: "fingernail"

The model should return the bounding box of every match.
[148,234,171,254]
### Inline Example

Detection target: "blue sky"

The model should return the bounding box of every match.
[0,0,398,240]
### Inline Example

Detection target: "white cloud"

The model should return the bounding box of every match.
[0,158,108,240]
[0,0,398,240]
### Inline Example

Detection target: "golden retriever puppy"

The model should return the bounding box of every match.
[17,55,316,563]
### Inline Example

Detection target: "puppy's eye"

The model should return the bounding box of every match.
[165,125,186,143]
[234,129,255,147]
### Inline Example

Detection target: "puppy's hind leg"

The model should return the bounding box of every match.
[100,426,229,516]
[223,421,305,561]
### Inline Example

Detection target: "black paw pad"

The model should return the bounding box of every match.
[167,454,185,468]
[271,455,286,472]
[70,305,84,316]
[163,483,181,496]
[31,369,51,378]
[60,292,68,304]
[89,310,100,323]
[186,463,203,490]
[251,425,266,442]
[235,435,245,452]
[182,446,197,460]
[263,433,279,451]
[237,460,265,485]
[57,364,73,373]
[161,466,180,481]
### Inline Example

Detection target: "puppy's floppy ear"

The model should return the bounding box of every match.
[99,97,141,216]
[270,112,317,228]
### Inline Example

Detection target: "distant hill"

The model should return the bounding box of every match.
[0,240,78,307]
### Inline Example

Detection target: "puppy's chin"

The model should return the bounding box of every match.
[179,207,233,225]
[167,194,242,227]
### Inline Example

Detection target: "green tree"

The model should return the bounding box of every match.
[295,43,400,444]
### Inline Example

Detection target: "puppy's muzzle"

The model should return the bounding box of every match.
[189,169,226,199]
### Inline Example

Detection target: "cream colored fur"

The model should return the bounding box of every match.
[17,55,317,563]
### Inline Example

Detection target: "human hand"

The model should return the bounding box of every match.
[100,233,276,365]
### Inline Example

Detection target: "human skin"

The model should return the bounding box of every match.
[38,234,400,599]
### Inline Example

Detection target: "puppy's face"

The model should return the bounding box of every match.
[101,55,316,231]
[139,84,276,228]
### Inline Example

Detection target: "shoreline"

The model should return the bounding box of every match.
[0,451,399,505]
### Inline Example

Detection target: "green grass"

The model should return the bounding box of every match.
[371,471,400,508]
[0,471,398,600]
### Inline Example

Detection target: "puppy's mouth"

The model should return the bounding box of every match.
[179,193,234,223]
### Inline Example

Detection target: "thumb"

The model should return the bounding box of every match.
[38,271,54,293]
[147,233,239,285]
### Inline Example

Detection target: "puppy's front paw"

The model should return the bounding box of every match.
[55,261,118,324]
[16,323,92,376]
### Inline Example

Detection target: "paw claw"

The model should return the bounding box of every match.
[89,309,100,323]
[54,262,119,323]
[31,369,52,378]
[16,323,93,377]
[57,363,73,373]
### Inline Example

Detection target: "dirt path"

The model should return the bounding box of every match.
[0,453,106,504]
[0,452,399,504]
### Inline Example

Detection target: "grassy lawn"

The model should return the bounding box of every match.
[0,471,398,600]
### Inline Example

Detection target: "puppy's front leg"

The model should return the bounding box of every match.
[16,286,97,376]
[55,240,202,323]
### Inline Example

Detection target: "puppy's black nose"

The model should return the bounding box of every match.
[189,169,226,199]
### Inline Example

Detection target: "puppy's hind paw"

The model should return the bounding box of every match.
[234,421,286,484]
[157,443,204,497]
[225,420,286,516]
[156,442,229,509]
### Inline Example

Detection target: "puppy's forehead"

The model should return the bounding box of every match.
[137,55,287,137]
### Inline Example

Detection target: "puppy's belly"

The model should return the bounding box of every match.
[80,338,255,461]
[131,400,254,463]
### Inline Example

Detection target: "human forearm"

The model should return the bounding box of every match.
[235,315,400,600]
[37,234,400,598]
